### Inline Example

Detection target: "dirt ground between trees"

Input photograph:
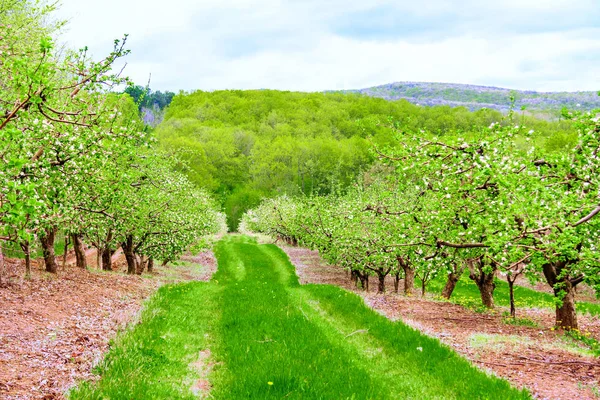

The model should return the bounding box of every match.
[0,248,217,400]
[280,244,600,400]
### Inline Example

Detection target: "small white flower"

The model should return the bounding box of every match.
[417,347,423,352]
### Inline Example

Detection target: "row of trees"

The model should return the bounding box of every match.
[0,1,224,277]
[241,106,600,330]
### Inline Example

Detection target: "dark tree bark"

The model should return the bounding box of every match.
[20,241,31,278]
[71,234,87,269]
[122,235,136,275]
[101,248,114,271]
[350,269,358,285]
[542,259,580,330]
[355,271,369,291]
[394,272,400,294]
[467,258,496,309]
[39,227,58,273]
[508,278,516,318]
[374,267,390,294]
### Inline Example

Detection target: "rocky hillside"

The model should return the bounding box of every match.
[346,82,600,113]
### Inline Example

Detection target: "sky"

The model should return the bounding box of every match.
[55,0,600,93]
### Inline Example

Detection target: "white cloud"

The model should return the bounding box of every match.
[54,0,600,92]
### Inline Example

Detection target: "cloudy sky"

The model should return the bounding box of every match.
[55,0,600,93]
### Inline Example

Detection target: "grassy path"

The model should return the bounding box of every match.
[71,236,529,399]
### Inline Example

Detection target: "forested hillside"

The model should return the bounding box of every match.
[156,90,575,230]
[348,82,600,113]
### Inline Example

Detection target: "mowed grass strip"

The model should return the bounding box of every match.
[69,282,219,399]
[209,236,530,399]
[69,236,531,399]
[210,239,386,399]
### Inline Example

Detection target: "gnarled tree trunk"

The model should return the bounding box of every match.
[542,259,580,330]
[441,262,466,299]
[71,234,87,269]
[122,235,136,275]
[40,228,58,273]
[467,258,496,309]
[393,272,400,293]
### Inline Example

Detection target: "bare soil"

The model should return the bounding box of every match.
[281,244,600,400]
[0,248,217,400]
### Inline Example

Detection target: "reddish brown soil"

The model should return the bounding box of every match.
[281,244,600,400]
[0,249,216,400]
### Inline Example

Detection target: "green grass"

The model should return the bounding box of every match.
[71,235,530,399]
[3,235,67,259]
[69,283,219,399]
[426,275,600,317]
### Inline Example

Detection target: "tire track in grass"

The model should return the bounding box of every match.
[210,237,387,399]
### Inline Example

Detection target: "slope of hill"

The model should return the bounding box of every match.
[346,82,600,113]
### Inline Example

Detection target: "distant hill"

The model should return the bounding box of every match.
[345,82,600,114]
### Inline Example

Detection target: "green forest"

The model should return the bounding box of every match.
[155,89,576,230]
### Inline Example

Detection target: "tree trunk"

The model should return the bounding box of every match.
[147,257,154,273]
[136,254,146,275]
[351,269,358,285]
[441,273,460,299]
[40,228,58,273]
[542,260,579,330]
[555,282,578,330]
[394,273,400,294]
[421,279,426,297]
[377,273,385,294]
[0,245,4,286]
[508,278,516,318]
[21,241,31,278]
[101,248,113,271]
[467,258,496,308]
[71,234,87,269]
[402,265,415,295]
[62,235,70,270]
[96,246,101,269]
[122,235,136,275]
[478,279,495,308]
[356,271,369,291]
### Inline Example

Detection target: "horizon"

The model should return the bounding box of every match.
[56,0,600,93]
